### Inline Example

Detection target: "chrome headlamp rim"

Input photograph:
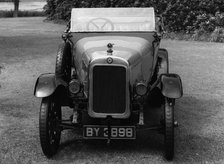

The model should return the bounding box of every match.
[135,82,147,96]
[69,79,81,94]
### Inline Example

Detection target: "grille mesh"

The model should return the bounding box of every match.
[92,66,126,114]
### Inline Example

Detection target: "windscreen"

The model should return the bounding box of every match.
[70,8,155,32]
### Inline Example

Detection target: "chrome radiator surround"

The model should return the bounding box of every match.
[88,57,130,118]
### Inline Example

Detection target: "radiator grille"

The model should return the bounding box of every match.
[92,66,126,114]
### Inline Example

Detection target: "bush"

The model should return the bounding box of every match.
[210,27,224,42]
[44,0,141,20]
[44,0,224,42]
[194,12,224,33]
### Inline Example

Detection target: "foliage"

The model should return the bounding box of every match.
[210,27,224,42]
[44,0,142,21]
[44,0,224,42]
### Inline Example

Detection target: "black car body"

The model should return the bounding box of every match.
[34,7,183,160]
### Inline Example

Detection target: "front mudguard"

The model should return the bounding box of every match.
[160,74,183,99]
[34,73,68,98]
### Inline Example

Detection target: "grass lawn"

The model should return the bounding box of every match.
[0,17,224,164]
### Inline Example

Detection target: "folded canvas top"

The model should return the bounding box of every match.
[70,8,155,32]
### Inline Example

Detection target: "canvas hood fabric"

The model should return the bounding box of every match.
[70,8,155,32]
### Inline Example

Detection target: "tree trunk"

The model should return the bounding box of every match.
[13,0,19,17]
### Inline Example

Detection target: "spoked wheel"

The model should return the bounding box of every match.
[55,42,71,82]
[164,97,175,160]
[39,94,62,158]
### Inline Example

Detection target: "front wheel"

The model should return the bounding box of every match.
[39,94,62,158]
[164,97,175,160]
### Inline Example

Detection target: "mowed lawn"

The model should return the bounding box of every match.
[0,17,224,164]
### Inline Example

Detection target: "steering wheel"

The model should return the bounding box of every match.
[87,18,114,31]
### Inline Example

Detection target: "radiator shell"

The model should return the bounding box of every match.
[88,57,130,118]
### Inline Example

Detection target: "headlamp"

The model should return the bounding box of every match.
[135,82,147,96]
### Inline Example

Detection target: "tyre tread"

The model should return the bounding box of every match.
[39,96,61,158]
[164,98,174,160]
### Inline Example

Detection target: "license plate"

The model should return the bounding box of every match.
[83,125,136,139]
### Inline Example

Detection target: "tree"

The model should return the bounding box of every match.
[13,0,19,17]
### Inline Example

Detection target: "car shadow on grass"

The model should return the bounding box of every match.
[55,129,164,162]
[54,106,165,161]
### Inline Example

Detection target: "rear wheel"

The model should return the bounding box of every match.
[164,97,175,160]
[55,42,71,82]
[39,94,62,158]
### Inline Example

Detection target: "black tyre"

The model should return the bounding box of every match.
[55,42,71,82]
[147,87,164,107]
[164,97,175,160]
[39,94,62,158]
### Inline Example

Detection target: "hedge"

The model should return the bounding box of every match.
[44,0,224,42]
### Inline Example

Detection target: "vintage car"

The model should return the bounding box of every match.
[34,7,183,160]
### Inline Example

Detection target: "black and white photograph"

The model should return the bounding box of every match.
[0,0,224,163]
